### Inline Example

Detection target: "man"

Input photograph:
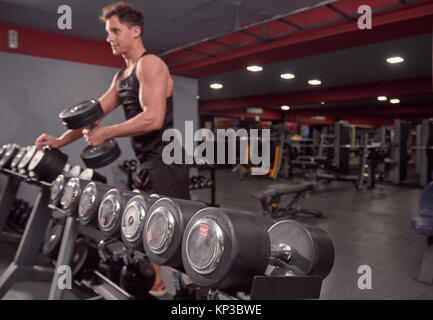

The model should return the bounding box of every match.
[35,2,190,297]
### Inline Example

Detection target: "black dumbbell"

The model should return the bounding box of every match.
[59,100,121,169]
[28,147,68,183]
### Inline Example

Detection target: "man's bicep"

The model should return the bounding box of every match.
[138,63,167,124]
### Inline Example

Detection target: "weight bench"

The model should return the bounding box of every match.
[251,183,324,219]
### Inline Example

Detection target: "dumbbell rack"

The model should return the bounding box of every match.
[0,171,22,243]
[191,164,217,206]
[208,275,323,300]
[0,168,54,298]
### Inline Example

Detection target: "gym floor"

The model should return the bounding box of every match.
[0,168,432,300]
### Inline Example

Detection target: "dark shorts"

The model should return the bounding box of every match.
[134,163,191,200]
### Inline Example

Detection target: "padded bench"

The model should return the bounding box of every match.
[251,183,323,219]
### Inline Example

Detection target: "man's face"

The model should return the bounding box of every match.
[105,15,139,56]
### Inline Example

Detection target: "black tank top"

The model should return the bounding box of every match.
[116,51,174,167]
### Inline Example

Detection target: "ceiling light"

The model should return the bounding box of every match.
[321,101,325,105]
[390,99,400,104]
[386,56,404,64]
[377,96,387,101]
[247,65,263,72]
[280,73,295,79]
[308,79,321,86]
[281,105,290,111]
[210,83,223,89]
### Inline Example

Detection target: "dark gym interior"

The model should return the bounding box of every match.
[0,0,432,303]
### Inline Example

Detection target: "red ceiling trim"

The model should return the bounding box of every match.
[170,1,433,78]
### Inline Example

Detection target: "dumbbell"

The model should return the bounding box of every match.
[28,147,68,183]
[60,177,94,216]
[119,257,156,299]
[0,144,20,169]
[17,145,37,175]
[142,197,207,270]
[97,189,139,238]
[198,176,206,188]
[10,146,28,172]
[120,193,160,250]
[59,100,121,169]
[78,181,113,226]
[181,208,335,292]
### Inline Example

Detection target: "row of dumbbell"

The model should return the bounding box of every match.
[189,175,214,190]
[0,142,106,184]
[49,171,335,294]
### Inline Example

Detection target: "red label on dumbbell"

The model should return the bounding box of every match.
[199,224,209,238]
[147,230,153,242]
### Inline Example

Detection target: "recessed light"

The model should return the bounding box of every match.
[247,65,263,72]
[386,56,404,64]
[281,73,295,79]
[210,83,223,89]
[390,98,400,104]
[308,79,321,86]
[321,101,325,105]
[281,105,290,111]
[377,96,387,101]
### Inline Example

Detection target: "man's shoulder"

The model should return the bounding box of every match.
[138,53,165,68]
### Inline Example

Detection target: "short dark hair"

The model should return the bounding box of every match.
[100,2,144,34]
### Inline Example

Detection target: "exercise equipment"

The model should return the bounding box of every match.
[69,165,83,177]
[182,207,272,291]
[120,194,160,250]
[17,145,37,174]
[182,207,334,293]
[0,144,20,169]
[78,168,107,183]
[251,183,323,219]
[78,182,113,226]
[28,147,68,183]
[119,257,155,299]
[10,147,27,171]
[60,177,91,216]
[50,174,68,207]
[59,99,120,169]
[142,197,207,269]
[97,189,136,238]
[267,220,334,278]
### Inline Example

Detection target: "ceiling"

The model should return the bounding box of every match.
[199,34,431,101]
[0,0,336,53]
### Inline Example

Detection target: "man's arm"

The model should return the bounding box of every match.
[35,73,120,149]
[104,55,168,138]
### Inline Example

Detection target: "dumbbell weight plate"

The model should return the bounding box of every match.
[0,144,20,169]
[268,220,334,278]
[78,181,112,226]
[59,100,104,130]
[28,148,68,183]
[80,139,121,169]
[42,223,64,258]
[69,165,82,177]
[17,145,37,173]
[0,144,8,160]
[79,168,107,184]
[10,147,28,171]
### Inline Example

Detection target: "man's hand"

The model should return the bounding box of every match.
[83,124,110,146]
[35,133,62,150]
